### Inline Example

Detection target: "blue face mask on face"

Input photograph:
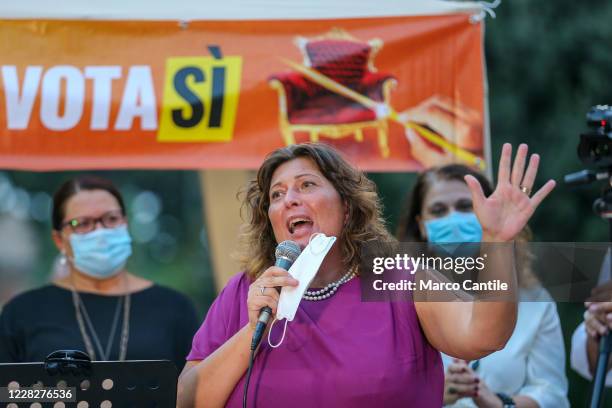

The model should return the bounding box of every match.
[424,212,483,243]
[68,225,132,279]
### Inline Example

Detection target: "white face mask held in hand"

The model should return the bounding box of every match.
[268,233,337,348]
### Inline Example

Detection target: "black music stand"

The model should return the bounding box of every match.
[0,359,177,408]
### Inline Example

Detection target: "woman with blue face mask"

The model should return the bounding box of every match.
[396,164,492,244]
[397,164,569,408]
[0,176,199,371]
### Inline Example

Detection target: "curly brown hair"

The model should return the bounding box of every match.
[238,143,393,280]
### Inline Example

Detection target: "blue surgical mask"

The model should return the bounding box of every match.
[424,212,482,243]
[68,225,132,279]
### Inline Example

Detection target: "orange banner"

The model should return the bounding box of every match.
[0,16,487,171]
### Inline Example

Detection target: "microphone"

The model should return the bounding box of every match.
[590,332,612,408]
[250,240,301,351]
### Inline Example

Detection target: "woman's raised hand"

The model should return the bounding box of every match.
[247,267,299,330]
[465,143,556,242]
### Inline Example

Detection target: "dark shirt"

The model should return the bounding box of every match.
[0,284,199,371]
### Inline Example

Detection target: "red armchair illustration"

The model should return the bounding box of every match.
[269,29,397,157]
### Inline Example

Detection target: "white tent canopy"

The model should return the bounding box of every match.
[1,0,484,20]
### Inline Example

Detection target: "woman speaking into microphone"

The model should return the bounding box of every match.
[177,142,555,407]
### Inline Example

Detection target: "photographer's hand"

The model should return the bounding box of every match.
[583,301,612,374]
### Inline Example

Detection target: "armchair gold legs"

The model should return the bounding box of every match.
[277,118,390,158]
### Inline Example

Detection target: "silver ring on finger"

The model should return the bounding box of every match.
[259,285,266,296]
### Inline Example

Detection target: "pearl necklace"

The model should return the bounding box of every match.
[303,266,357,301]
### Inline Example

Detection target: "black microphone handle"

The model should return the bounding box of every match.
[590,332,612,408]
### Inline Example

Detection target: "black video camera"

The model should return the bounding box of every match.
[578,105,612,167]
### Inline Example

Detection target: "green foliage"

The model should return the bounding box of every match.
[486,0,612,242]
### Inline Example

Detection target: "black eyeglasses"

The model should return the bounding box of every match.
[62,210,125,234]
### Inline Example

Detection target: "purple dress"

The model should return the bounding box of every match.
[187,273,443,407]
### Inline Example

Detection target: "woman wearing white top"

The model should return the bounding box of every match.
[570,249,612,386]
[397,164,569,408]
[441,287,569,408]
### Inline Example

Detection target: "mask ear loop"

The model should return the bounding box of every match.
[267,317,288,348]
